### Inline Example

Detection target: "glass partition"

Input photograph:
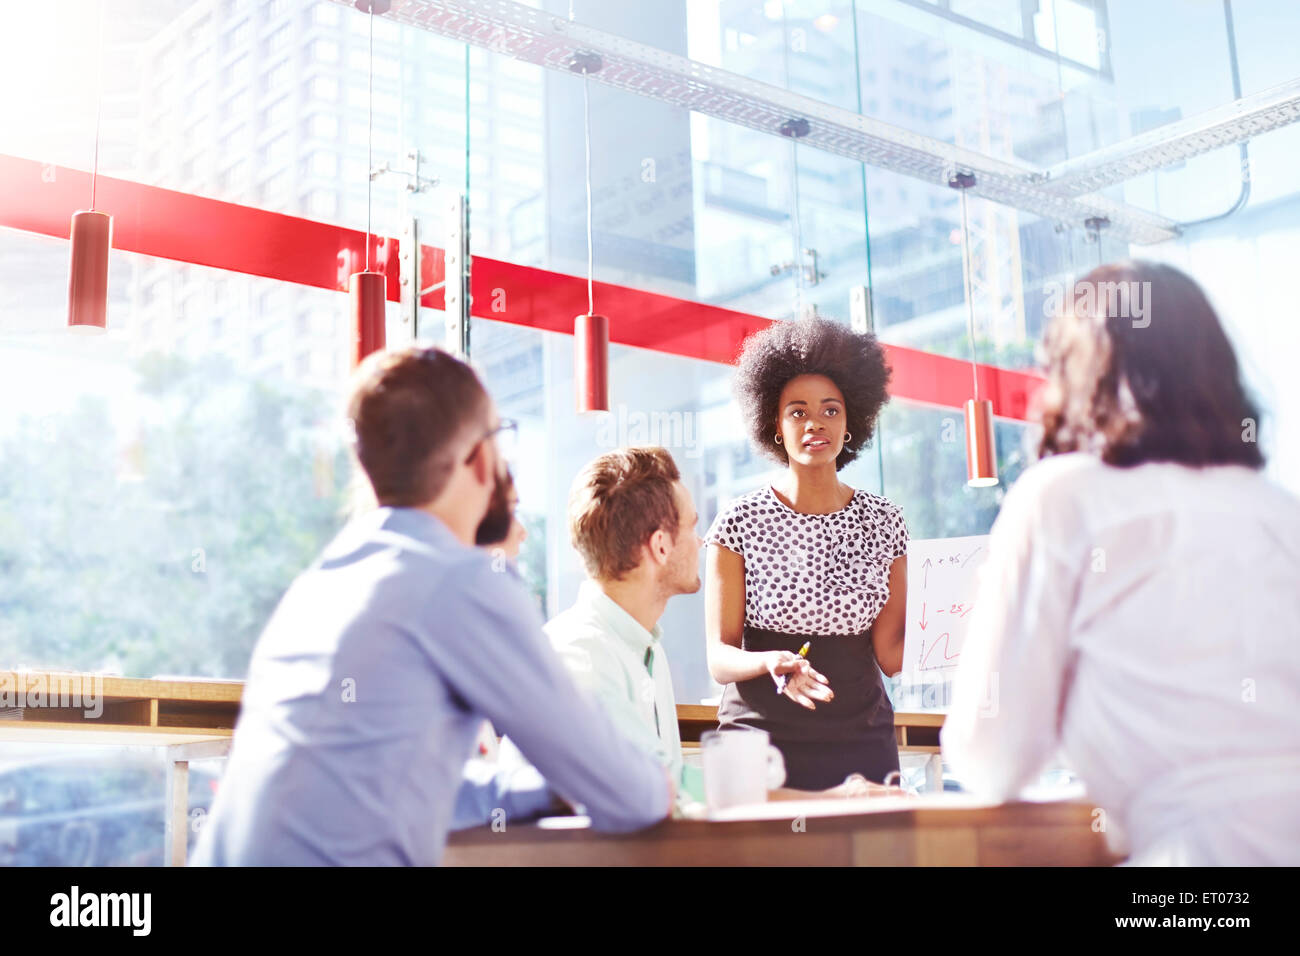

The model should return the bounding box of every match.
[2,0,1298,851]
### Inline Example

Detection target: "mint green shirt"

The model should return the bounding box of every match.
[542,579,705,807]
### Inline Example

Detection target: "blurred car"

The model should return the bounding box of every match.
[0,751,219,866]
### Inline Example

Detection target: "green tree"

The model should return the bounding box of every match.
[0,352,349,678]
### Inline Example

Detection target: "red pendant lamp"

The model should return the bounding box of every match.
[350,270,385,366]
[570,48,609,414]
[68,6,110,334]
[350,0,390,367]
[949,171,998,487]
[68,211,111,334]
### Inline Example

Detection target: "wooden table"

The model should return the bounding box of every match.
[446,796,1123,866]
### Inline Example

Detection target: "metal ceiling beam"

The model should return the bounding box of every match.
[335,0,1186,243]
[1037,75,1300,197]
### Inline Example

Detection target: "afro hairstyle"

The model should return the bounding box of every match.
[733,316,892,471]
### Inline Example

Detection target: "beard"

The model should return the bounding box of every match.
[474,467,514,547]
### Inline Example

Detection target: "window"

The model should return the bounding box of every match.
[342,158,367,184]
[346,49,397,78]
[312,39,339,63]
[191,51,215,82]
[266,24,292,54]
[262,97,292,128]
[223,54,251,88]
[224,19,251,54]
[262,172,291,206]
[220,159,248,191]
[499,162,541,191]
[266,58,292,91]
[305,113,339,140]
[264,138,290,168]
[223,90,252,123]
[311,75,339,102]
[305,152,337,177]
[498,92,538,117]
[498,126,541,154]
[308,191,337,220]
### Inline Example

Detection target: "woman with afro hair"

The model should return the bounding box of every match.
[703,316,909,789]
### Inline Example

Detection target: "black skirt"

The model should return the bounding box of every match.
[716,624,900,789]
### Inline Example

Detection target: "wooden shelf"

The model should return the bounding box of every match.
[0,670,242,739]
[0,672,946,750]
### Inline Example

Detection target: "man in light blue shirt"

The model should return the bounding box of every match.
[192,347,671,866]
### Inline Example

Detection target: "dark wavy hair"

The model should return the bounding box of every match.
[734,317,892,471]
[1036,260,1264,469]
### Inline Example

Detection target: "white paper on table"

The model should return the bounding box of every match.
[706,792,1000,822]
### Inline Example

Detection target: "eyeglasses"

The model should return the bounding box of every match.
[464,417,519,465]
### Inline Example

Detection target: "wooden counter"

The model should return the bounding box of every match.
[0,671,955,864]
[445,796,1122,866]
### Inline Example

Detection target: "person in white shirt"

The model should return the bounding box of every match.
[942,260,1300,866]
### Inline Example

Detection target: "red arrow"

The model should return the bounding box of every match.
[919,601,927,630]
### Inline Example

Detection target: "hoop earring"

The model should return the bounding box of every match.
[843,431,852,443]
[774,435,783,444]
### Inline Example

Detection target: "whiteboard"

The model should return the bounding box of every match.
[901,535,989,679]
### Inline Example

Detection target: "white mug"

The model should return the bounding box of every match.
[701,729,786,812]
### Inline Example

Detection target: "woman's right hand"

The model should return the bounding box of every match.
[765,651,833,710]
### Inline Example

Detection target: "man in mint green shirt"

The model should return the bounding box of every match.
[504,447,706,809]
[545,577,706,808]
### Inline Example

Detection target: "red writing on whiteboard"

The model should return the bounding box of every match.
[920,632,960,671]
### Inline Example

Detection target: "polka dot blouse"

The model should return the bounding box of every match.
[705,484,909,637]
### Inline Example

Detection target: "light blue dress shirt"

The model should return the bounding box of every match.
[191,507,669,866]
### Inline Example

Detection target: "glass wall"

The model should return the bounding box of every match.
[2,0,1298,849]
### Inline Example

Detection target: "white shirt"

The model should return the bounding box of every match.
[942,453,1300,865]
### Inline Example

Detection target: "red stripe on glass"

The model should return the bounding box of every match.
[1,154,1044,421]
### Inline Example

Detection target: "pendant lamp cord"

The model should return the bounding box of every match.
[366,4,375,272]
[570,1,594,316]
[583,74,594,316]
[91,1,104,211]
[781,4,804,317]
[959,186,979,401]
